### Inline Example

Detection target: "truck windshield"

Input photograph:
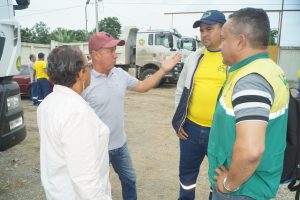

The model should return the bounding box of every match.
[155,33,170,48]
[181,39,196,51]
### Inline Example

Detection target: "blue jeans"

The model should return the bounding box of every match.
[212,190,254,200]
[179,119,210,200]
[109,143,137,200]
[37,78,50,104]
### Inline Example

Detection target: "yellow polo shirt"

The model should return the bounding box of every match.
[34,60,49,80]
[187,49,226,127]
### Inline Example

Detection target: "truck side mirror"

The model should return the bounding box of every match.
[192,41,196,51]
[168,34,174,50]
[14,0,30,10]
[178,41,183,49]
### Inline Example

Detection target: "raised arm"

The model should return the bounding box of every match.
[132,52,181,93]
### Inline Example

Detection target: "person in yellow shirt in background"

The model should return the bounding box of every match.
[33,52,50,105]
[172,10,227,200]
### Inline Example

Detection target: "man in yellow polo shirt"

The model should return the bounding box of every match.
[33,52,50,105]
[172,10,227,200]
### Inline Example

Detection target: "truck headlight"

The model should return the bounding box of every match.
[7,94,21,111]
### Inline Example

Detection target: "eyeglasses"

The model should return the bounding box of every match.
[84,63,93,70]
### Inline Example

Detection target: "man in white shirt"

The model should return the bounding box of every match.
[37,46,111,200]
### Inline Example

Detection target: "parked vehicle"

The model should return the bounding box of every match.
[48,27,197,84]
[178,36,201,63]
[179,36,200,52]
[13,65,54,100]
[12,66,32,99]
[0,0,29,151]
[116,26,185,83]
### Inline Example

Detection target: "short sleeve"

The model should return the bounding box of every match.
[232,73,274,123]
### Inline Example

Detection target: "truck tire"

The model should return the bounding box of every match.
[140,69,156,80]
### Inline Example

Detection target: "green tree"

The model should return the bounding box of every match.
[97,17,121,38]
[21,22,51,44]
[32,21,51,44]
[268,29,278,45]
[51,28,72,43]
[21,27,36,43]
[51,28,88,43]
[72,29,88,42]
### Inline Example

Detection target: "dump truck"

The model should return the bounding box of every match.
[116,26,185,83]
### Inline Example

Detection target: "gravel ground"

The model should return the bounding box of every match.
[0,84,296,200]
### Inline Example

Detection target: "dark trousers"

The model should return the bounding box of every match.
[37,78,50,104]
[179,119,210,200]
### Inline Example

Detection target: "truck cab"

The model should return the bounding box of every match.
[0,0,29,150]
[116,26,183,83]
[179,36,201,62]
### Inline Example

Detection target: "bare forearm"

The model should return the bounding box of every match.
[226,142,263,189]
[134,68,166,92]
[132,52,181,93]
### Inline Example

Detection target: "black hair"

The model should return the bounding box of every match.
[29,54,35,60]
[47,46,86,87]
[38,52,45,59]
[229,8,270,48]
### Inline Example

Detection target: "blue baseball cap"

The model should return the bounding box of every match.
[193,10,226,28]
[38,52,45,59]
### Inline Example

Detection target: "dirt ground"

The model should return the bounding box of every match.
[0,84,295,200]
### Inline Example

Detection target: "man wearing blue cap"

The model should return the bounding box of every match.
[33,52,50,105]
[172,10,227,200]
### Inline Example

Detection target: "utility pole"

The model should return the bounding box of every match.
[171,14,173,29]
[95,0,99,32]
[85,0,90,34]
[278,0,284,47]
[277,0,284,63]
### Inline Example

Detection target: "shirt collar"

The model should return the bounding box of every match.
[229,52,269,73]
[91,67,115,78]
[206,48,222,53]
[53,85,82,98]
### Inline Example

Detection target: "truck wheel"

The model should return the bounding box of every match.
[140,69,156,80]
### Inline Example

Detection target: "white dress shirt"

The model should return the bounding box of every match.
[37,85,111,200]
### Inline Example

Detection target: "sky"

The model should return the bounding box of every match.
[15,0,300,46]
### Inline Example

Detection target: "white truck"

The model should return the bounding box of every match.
[0,0,29,150]
[180,36,200,52]
[49,27,196,83]
[116,26,186,83]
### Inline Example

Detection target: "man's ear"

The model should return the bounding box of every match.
[77,68,85,81]
[236,34,247,51]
